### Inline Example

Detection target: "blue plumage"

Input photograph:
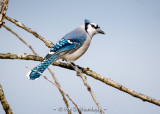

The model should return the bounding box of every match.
[27,19,105,80]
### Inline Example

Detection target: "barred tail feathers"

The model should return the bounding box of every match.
[26,54,59,80]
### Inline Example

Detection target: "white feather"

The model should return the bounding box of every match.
[67,40,73,44]
[26,70,31,79]
[49,52,54,54]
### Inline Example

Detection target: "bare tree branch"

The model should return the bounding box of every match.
[72,64,104,114]
[4,16,54,48]
[81,68,160,106]
[0,84,13,114]
[0,0,9,28]
[3,25,71,114]
[26,67,81,114]
[0,53,160,107]
[0,53,43,61]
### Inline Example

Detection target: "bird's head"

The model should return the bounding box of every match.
[84,19,105,37]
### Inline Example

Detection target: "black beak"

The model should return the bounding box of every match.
[97,28,105,34]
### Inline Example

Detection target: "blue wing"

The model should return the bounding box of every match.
[45,27,87,59]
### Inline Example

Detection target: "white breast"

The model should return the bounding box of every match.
[61,34,91,63]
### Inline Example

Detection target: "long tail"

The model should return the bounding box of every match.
[26,54,59,80]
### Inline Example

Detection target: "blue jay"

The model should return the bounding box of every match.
[27,19,105,80]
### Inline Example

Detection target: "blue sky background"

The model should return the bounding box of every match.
[0,0,160,114]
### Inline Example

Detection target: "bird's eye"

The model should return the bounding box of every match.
[91,25,95,28]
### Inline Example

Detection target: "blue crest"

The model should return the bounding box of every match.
[85,19,91,24]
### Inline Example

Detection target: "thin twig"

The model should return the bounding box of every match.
[0,53,160,107]
[72,65,104,114]
[47,67,71,114]
[0,0,9,28]
[4,16,54,48]
[3,25,71,114]
[0,83,13,114]
[26,67,81,114]
[3,24,37,55]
